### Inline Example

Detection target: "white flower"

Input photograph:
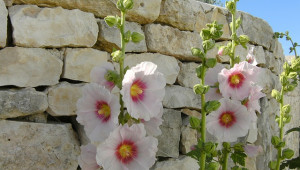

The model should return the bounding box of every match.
[90,62,115,91]
[244,144,263,157]
[96,124,158,170]
[121,62,166,121]
[76,83,120,143]
[78,143,101,170]
[141,106,163,137]
[205,63,225,101]
[243,85,265,122]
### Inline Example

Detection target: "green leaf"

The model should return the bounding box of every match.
[271,136,280,146]
[233,143,244,152]
[280,156,300,169]
[191,47,205,59]
[187,147,201,160]
[205,100,221,113]
[206,162,220,170]
[204,142,216,154]
[131,32,144,43]
[268,160,277,170]
[203,40,215,52]
[200,29,211,41]
[189,116,201,131]
[286,126,300,135]
[282,148,294,159]
[206,58,217,68]
[231,151,247,166]
[124,30,131,43]
[287,72,297,79]
[196,65,204,79]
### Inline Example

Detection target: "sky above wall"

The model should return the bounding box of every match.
[219,0,300,56]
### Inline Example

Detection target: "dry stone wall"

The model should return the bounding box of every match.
[0,0,299,169]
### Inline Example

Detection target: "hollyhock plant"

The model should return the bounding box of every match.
[96,124,158,170]
[246,47,258,66]
[205,63,225,101]
[76,83,120,143]
[90,62,116,91]
[141,106,163,137]
[121,61,166,121]
[78,143,101,170]
[244,144,263,157]
[218,61,259,100]
[206,98,251,142]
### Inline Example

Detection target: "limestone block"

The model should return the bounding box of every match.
[256,68,279,94]
[0,120,80,169]
[144,24,202,61]
[62,48,109,82]
[47,82,85,116]
[181,108,201,117]
[16,113,48,123]
[9,5,98,47]
[163,85,202,110]
[273,40,285,60]
[177,62,199,88]
[180,126,197,154]
[157,109,182,158]
[0,47,63,87]
[152,156,199,170]
[236,45,266,66]
[8,0,161,24]
[265,50,282,75]
[120,53,180,85]
[0,88,48,119]
[0,0,7,47]
[72,117,90,145]
[206,41,231,62]
[95,19,147,53]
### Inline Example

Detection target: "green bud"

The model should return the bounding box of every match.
[123,0,134,10]
[285,84,297,92]
[233,143,244,152]
[239,35,250,44]
[190,116,201,130]
[191,47,205,59]
[210,22,223,39]
[282,148,294,159]
[234,56,241,64]
[117,0,125,11]
[282,104,291,115]
[207,162,219,170]
[105,70,120,87]
[283,62,290,72]
[268,160,277,170]
[131,32,144,43]
[111,50,122,62]
[271,89,281,102]
[275,115,280,123]
[196,65,204,78]
[226,1,236,13]
[205,58,217,68]
[200,29,211,41]
[204,142,216,153]
[193,84,209,95]
[124,30,131,43]
[271,136,280,146]
[291,57,300,71]
[235,17,242,30]
[205,100,221,113]
[222,142,231,150]
[104,16,118,27]
[288,72,297,79]
[203,40,215,52]
[283,115,291,124]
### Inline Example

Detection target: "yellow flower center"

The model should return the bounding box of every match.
[230,74,240,85]
[130,84,143,98]
[98,104,111,118]
[221,113,233,124]
[118,144,133,159]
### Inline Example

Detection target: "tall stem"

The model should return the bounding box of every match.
[230,12,236,68]
[119,11,126,123]
[289,39,298,57]
[200,65,207,170]
[275,88,284,170]
[222,151,229,170]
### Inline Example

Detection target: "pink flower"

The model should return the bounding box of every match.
[218,47,224,56]
[78,144,101,170]
[141,106,163,137]
[96,124,158,170]
[206,98,251,142]
[121,62,166,121]
[76,83,120,143]
[90,62,115,91]
[218,61,259,100]
[246,47,258,66]
[205,63,225,101]
[244,144,263,157]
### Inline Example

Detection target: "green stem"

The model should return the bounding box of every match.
[275,88,285,170]
[222,151,229,170]
[200,64,207,170]
[289,39,298,57]
[230,12,236,68]
[119,11,126,124]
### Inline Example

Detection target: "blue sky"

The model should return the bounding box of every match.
[219,0,300,56]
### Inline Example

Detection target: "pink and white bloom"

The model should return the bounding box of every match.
[76,83,120,143]
[78,144,101,170]
[121,62,166,121]
[205,63,225,101]
[96,124,158,170]
[244,144,263,157]
[206,98,251,142]
[90,62,115,91]
[218,61,259,100]
[141,106,163,137]
[246,47,258,66]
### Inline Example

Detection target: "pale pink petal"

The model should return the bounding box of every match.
[90,62,115,91]
[244,144,263,157]
[142,106,163,137]
[78,144,101,170]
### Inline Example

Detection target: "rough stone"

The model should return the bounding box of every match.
[144,23,202,61]
[151,156,199,170]
[0,88,48,119]
[163,85,202,110]
[177,62,199,88]
[120,53,179,85]
[9,5,98,47]
[7,0,161,24]
[206,41,231,62]
[0,0,8,47]
[0,120,80,169]
[180,126,197,154]
[273,40,285,60]
[264,50,282,75]
[236,45,266,66]
[157,109,182,158]
[16,113,48,123]
[0,47,63,87]
[72,117,90,145]
[47,82,85,116]
[256,68,280,94]
[181,108,201,117]
[95,19,147,53]
[62,48,109,82]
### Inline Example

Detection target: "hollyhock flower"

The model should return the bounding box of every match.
[244,144,263,157]
[218,47,224,56]
[218,61,259,100]
[76,83,120,143]
[246,47,258,66]
[141,106,163,137]
[96,124,158,170]
[90,62,115,91]
[205,63,225,101]
[206,98,251,142]
[78,144,101,170]
[121,61,166,121]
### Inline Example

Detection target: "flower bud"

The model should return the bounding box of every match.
[288,72,297,79]
[271,89,281,102]
[200,29,211,41]
[131,32,144,43]
[218,47,225,56]
[280,75,288,86]
[239,35,250,44]
[193,84,209,95]
[271,136,280,146]
[282,104,291,115]
[268,161,277,170]
[191,47,205,58]
[104,16,118,27]
[291,57,300,71]
[283,62,290,72]
[123,0,134,10]
[282,148,294,159]
[226,1,236,13]
[203,40,215,52]
[205,100,221,113]
[285,84,297,92]
[283,115,291,124]
[111,50,122,62]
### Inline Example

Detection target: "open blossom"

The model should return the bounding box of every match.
[205,63,225,101]
[246,47,258,66]
[244,144,263,157]
[206,98,251,142]
[218,61,259,100]
[76,83,120,143]
[78,144,101,170]
[141,106,163,137]
[90,62,115,91]
[96,124,158,170]
[121,61,166,121]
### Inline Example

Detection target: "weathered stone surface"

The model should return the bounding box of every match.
[256,68,280,94]
[264,50,282,75]
[0,47,63,87]
[206,41,230,62]
[144,24,202,61]
[7,0,161,24]
[9,5,98,47]
[177,62,199,88]
[0,88,48,119]
[273,40,285,60]
[95,19,147,53]
[0,0,7,47]
[120,53,179,85]
[72,117,90,145]
[17,113,48,123]
[180,126,197,154]
[236,45,266,66]
[63,48,109,82]
[47,82,85,116]
[181,108,201,117]
[151,156,199,170]
[0,120,80,169]
[163,85,202,110]
[157,109,182,158]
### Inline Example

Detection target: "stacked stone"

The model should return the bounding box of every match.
[0,0,299,169]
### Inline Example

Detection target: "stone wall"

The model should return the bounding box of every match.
[0,0,299,169]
